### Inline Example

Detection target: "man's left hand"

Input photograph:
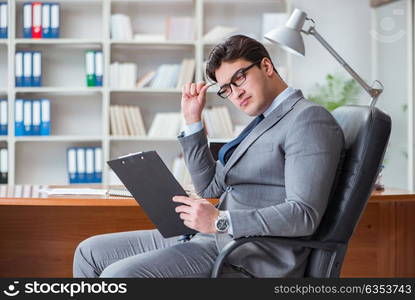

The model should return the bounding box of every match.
[172,196,219,234]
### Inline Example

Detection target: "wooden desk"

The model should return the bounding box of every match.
[0,186,413,277]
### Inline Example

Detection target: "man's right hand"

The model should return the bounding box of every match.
[181,82,211,125]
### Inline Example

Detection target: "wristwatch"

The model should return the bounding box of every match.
[215,211,230,233]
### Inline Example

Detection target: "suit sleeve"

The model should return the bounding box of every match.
[178,129,227,199]
[228,106,345,239]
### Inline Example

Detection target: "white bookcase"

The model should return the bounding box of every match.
[2,0,290,185]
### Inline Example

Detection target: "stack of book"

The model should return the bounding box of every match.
[15,99,50,136]
[66,147,102,184]
[148,112,183,138]
[172,154,192,187]
[175,58,196,89]
[0,185,47,197]
[109,104,146,137]
[85,50,103,87]
[0,98,7,135]
[202,106,234,139]
[0,2,7,38]
[0,147,7,184]
[203,25,238,43]
[166,16,194,40]
[15,51,42,87]
[147,58,195,89]
[110,14,133,40]
[109,62,137,89]
[23,2,60,39]
[149,64,180,89]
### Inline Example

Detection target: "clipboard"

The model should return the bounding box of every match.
[107,151,197,238]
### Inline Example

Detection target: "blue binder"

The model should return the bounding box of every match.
[23,100,32,135]
[15,52,23,87]
[0,99,7,135]
[93,147,102,183]
[42,3,51,38]
[94,51,103,87]
[32,100,41,135]
[23,3,32,38]
[23,52,32,87]
[50,3,60,38]
[0,2,7,39]
[67,147,78,184]
[32,51,42,87]
[76,147,86,184]
[85,147,95,183]
[40,99,50,136]
[15,99,25,136]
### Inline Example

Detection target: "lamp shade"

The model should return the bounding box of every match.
[264,8,307,56]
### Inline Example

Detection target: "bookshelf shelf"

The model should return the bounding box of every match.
[3,0,289,185]
[15,39,103,46]
[15,87,103,94]
[110,40,196,46]
[109,88,182,93]
[14,135,103,142]
[110,136,178,142]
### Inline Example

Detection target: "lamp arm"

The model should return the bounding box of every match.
[305,26,383,107]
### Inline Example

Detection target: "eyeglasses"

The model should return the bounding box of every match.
[217,60,261,99]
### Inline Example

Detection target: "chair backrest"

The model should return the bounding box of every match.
[305,105,391,277]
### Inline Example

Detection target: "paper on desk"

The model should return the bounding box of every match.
[40,188,108,196]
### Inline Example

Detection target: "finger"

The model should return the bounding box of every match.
[184,83,193,100]
[184,82,191,96]
[196,81,205,94]
[183,220,194,229]
[190,83,196,96]
[179,213,192,221]
[200,83,212,96]
[172,196,193,206]
[175,205,192,214]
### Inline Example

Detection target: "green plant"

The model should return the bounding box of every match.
[308,73,362,111]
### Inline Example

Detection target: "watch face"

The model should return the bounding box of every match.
[217,218,229,231]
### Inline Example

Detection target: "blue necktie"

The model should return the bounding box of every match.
[218,114,265,165]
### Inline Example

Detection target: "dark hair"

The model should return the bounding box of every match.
[206,35,276,83]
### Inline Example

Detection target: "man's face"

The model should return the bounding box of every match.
[215,58,269,117]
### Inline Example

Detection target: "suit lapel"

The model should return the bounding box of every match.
[223,89,304,177]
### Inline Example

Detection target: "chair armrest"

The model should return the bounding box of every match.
[211,235,343,278]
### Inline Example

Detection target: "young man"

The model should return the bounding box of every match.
[73,35,344,278]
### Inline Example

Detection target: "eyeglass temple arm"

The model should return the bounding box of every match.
[303,25,384,107]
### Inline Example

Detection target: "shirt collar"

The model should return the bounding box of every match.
[262,86,296,118]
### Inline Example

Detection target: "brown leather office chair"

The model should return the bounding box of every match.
[210,104,391,278]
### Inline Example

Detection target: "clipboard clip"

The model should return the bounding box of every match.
[118,151,144,159]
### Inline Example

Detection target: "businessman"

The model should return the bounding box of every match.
[73,35,344,278]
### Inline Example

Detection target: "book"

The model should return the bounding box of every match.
[166,16,194,41]
[136,70,156,88]
[85,51,95,87]
[203,25,238,43]
[111,14,133,40]
[0,2,7,39]
[23,3,32,38]
[32,2,42,39]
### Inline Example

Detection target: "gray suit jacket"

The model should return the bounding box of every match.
[177,89,344,277]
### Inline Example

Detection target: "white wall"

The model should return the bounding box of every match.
[283,0,409,189]
[287,0,372,103]
[373,0,409,189]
